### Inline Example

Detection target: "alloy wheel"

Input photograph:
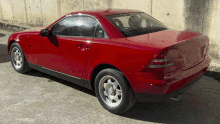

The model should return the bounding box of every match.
[11,47,23,70]
[98,75,122,107]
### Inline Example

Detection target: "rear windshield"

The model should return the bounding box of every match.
[106,12,168,37]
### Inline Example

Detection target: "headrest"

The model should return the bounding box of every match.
[128,15,140,28]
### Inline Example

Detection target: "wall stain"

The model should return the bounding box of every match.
[184,0,206,33]
[184,0,218,59]
[107,0,113,8]
[202,0,219,59]
[24,0,28,24]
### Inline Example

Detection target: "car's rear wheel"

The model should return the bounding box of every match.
[95,68,136,114]
[9,42,31,73]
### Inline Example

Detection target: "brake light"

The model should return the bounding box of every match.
[142,48,179,74]
[205,44,209,56]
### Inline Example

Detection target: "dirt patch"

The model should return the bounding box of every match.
[0,33,6,38]
[0,22,29,32]
[0,44,10,63]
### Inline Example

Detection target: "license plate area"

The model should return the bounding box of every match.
[183,48,201,67]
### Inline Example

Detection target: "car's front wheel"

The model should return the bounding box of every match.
[95,68,136,114]
[9,42,31,73]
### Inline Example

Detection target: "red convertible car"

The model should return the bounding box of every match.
[7,9,211,114]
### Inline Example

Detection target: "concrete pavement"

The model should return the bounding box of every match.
[0,30,220,124]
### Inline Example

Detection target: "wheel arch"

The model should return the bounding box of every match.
[90,63,133,91]
[7,40,17,54]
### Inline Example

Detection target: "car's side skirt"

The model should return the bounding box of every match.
[28,63,93,90]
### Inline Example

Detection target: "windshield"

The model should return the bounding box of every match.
[106,12,168,37]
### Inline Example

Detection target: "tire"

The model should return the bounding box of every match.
[9,42,31,73]
[95,68,136,114]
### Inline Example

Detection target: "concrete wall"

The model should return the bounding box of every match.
[0,0,2,20]
[205,0,220,59]
[152,0,185,30]
[113,0,151,14]
[0,0,220,59]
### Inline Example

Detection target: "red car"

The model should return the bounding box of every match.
[7,9,211,114]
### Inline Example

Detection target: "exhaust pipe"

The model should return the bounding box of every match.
[170,94,181,101]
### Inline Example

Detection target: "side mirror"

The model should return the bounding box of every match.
[40,29,49,37]
[96,30,104,38]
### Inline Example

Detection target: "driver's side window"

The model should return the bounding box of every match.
[52,16,75,36]
[52,16,99,37]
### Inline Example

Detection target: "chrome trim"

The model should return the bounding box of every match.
[153,58,173,62]
[41,66,81,80]
[56,35,108,39]
[66,14,72,17]
[148,63,175,68]
[170,95,181,101]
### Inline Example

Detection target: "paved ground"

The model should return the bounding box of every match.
[0,30,220,124]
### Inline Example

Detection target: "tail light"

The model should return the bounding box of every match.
[206,45,209,56]
[204,44,209,57]
[200,37,209,57]
[142,48,180,74]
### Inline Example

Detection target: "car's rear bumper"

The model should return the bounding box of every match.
[126,56,211,102]
[134,73,203,102]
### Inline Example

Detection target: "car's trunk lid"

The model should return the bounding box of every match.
[170,34,209,70]
[125,29,209,71]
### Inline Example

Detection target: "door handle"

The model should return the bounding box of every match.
[77,44,82,48]
[78,43,89,50]
[77,43,84,48]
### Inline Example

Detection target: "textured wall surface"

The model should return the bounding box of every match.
[152,0,185,30]
[25,0,43,25]
[113,0,151,15]
[0,0,220,59]
[184,0,205,33]
[60,0,83,16]
[12,0,27,24]
[84,0,111,10]
[41,0,59,26]
[206,0,220,59]
[0,0,2,19]
[0,0,13,21]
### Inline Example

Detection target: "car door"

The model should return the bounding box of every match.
[39,15,99,78]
